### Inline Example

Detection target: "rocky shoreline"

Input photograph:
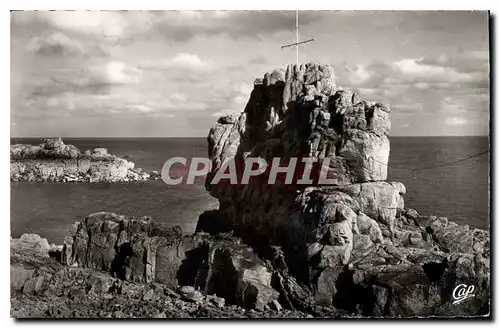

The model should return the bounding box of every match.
[10,62,490,319]
[10,207,489,318]
[10,138,161,183]
[10,219,318,319]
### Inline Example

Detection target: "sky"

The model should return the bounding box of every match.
[10,11,490,137]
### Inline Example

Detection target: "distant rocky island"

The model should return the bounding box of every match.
[11,62,490,318]
[10,137,160,183]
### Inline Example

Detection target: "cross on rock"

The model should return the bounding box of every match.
[280,11,316,64]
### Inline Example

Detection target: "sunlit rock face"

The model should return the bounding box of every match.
[206,62,394,250]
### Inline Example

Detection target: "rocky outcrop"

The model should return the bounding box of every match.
[204,62,490,317]
[11,212,319,318]
[10,138,160,183]
[11,230,313,319]
[61,212,283,311]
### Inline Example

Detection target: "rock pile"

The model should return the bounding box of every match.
[10,138,161,183]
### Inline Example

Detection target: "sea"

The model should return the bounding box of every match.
[10,137,490,244]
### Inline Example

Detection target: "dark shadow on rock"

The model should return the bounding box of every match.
[422,258,448,284]
[205,249,239,305]
[111,242,133,280]
[195,210,231,234]
[283,245,312,286]
[176,243,209,289]
[331,266,362,313]
[48,249,62,262]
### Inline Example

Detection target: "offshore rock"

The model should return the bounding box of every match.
[10,138,159,183]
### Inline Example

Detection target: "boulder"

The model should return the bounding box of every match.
[10,266,34,291]
[202,241,280,311]
[62,212,189,285]
[337,182,405,233]
[93,148,108,156]
[42,138,64,150]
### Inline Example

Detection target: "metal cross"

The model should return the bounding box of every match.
[280,11,316,64]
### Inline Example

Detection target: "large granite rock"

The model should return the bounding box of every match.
[63,212,190,286]
[207,62,390,191]
[203,62,490,317]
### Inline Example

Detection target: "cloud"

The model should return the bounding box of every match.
[439,96,467,114]
[10,11,489,137]
[149,11,327,41]
[393,58,483,84]
[170,92,187,102]
[13,10,324,48]
[445,117,468,126]
[336,53,488,90]
[212,109,240,117]
[119,91,208,115]
[140,53,213,72]
[26,32,109,57]
[201,81,253,117]
[14,11,129,38]
[249,56,268,65]
[418,50,489,74]
[100,61,142,85]
[230,83,252,105]
[333,51,489,126]
[125,104,155,113]
[22,61,142,100]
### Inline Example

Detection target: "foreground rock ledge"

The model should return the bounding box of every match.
[11,213,317,319]
[11,209,490,318]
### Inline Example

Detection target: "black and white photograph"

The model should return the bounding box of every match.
[8,8,491,319]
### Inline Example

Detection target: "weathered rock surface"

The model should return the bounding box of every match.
[60,212,284,311]
[10,138,161,183]
[10,206,490,318]
[11,214,318,318]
